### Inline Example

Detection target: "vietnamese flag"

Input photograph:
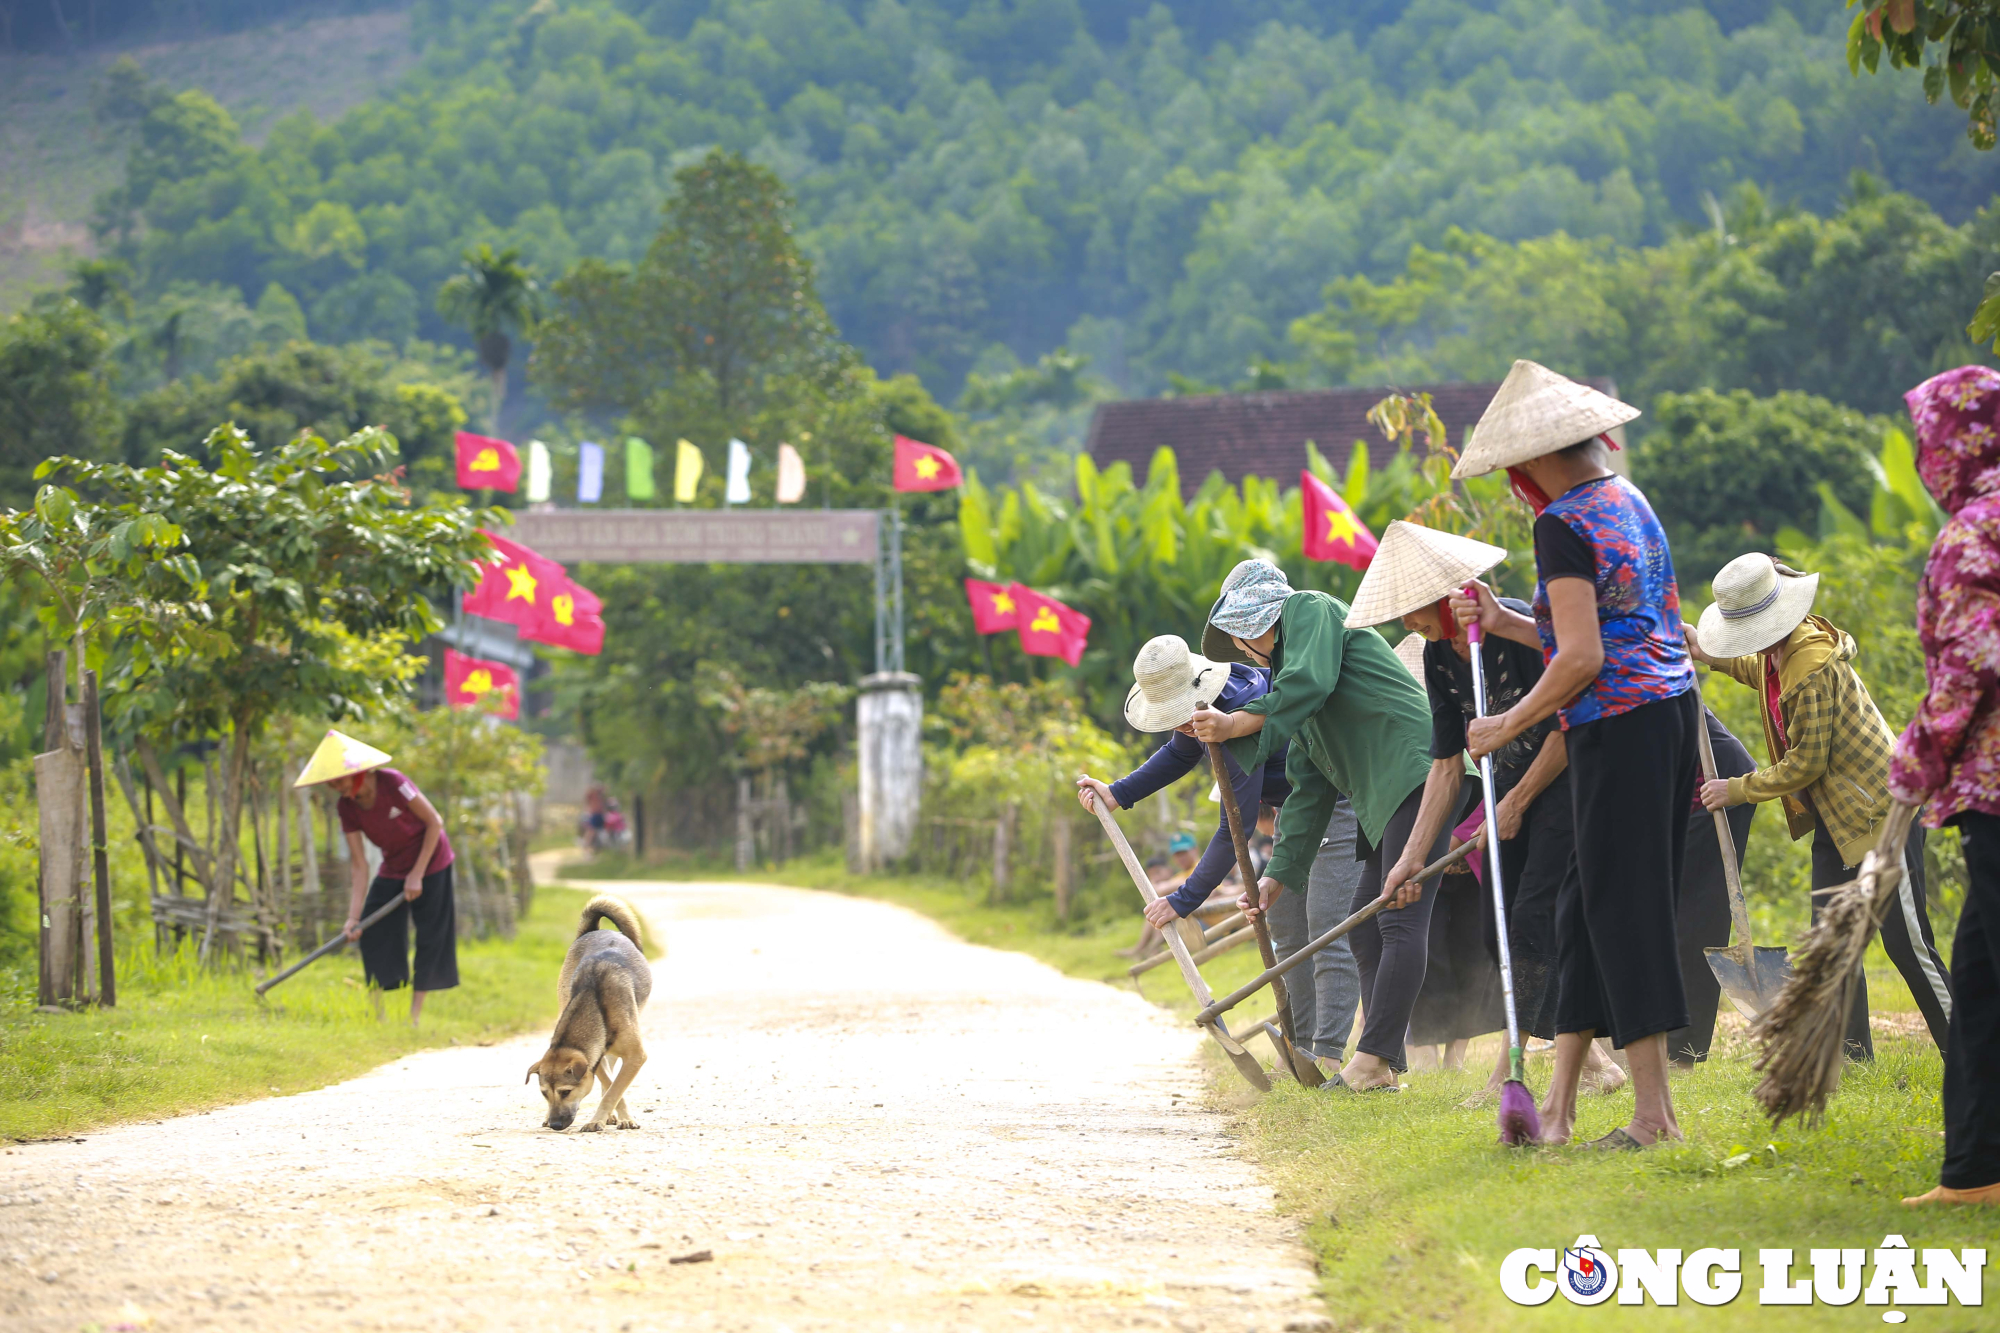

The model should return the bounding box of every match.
[1301,469,1378,570]
[443,648,520,720]
[1013,585,1091,667]
[456,431,522,493]
[892,435,962,492]
[965,578,1019,634]
[463,531,561,630]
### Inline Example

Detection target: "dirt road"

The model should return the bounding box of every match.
[0,874,1325,1332]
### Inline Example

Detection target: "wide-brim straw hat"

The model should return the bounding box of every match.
[294,728,393,788]
[1346,520,1509,628]
[1452,359,1641,480]
[1393,632,1428,683]
[1124,635,1231,732]
[1696,553,1821,659]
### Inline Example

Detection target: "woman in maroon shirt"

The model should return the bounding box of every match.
[295,730,456,1024]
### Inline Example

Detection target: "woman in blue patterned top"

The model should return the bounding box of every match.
[1451,360,1700,1150]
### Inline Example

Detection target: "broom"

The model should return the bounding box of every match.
[1751,800,1918,1126]
[1462,589,1541,1146]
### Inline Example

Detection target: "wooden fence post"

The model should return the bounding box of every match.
[36,650,85,1007]
[991,800,1017,904]
[735,775,753,872]
[82,670,114,1006]
[1052,813,1072,922]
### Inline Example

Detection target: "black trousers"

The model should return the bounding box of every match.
[1666,712,1757,1065]
[359,864,459,992]
[1943,812,2000,1189]
[1810,821,1951,1057]
[1349,783,1451,1070]
[1559,689,1700,1048]
[1485,774,1572,1042]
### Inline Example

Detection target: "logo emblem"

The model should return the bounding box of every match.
[1559,1235,1616,1305]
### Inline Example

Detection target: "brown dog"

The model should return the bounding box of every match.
[527,895,652,1132]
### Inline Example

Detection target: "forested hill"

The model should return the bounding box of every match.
[39,0,1998,402]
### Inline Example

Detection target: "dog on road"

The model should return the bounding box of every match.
[528,895,652,1132]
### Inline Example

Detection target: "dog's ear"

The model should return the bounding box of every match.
[525,1062,539,1085]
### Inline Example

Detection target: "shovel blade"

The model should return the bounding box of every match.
[1201,1021,1272,1091]
[1704,943,1793,1020]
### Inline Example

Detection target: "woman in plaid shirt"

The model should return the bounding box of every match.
[1688,552,1952,1056]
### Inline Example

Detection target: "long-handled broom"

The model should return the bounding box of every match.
[1752,800,1918,1126]
[1463,589,1540,1145]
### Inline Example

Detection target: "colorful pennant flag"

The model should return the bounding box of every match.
[1301,469,1378,570]
[577,441,604,503]
[674,439,703,503]
[626,437,655,500]
[725,438,752,504]
[1013,584,1090,667]
[964,578,1020,634]
[443,648,520,720]
[525,439,552,504]
[893,435,962,492]
[455,431,521,493]
[776,442,806,504]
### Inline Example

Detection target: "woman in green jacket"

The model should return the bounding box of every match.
[1688,551,1952,1055]
[1192,559,1444,1091]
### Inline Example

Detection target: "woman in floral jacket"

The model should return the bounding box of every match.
[1892,365,2000,1207]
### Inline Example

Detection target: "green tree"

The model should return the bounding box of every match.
[0,300,122,509]
[1845,0,2000,147]
[530,150,846,443]
[121,341,471,489]
[1634,389,1886,586]
[33,427,497,954]
[434,244,541,433]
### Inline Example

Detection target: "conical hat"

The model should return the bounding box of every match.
[1451,360,1640,479]
[1392,632,1428,683]
[293,729,392,788]
[1345,521,1508,628]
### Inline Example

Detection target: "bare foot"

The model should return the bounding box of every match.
[1535,1111,1574,1147]
[1903,1182,2000,1206]
[1579,1050,1627,1096]
[1339,1052,1399,1091]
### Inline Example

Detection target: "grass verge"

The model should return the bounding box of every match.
[565,848,1977,1327]
[0,885,589,1141]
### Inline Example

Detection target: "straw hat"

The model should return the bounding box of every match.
[1695,554,1820,660]
[293,728,393,788]
[1451,360,1641,479]
[1345,521,1509,628]
[1393,633,1428,683]
[1124,635,1231,732]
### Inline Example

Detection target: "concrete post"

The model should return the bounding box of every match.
[856,671,922,871]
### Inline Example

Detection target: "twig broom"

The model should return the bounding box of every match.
[1751,800,1918,1126]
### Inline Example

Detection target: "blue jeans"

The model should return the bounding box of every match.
[1266,797,1363,1062]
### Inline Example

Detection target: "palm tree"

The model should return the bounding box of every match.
[435,244,540,432]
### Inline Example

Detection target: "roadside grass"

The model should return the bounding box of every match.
[0,885,589,1141]
[562,848,1979,1328]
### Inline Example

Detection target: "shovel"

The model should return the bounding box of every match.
[1084,788,1272,1091]
[1203,735,1322,1087]
[254,892,407,997]
[1697,714,1792,1019]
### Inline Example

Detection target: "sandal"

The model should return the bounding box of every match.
[1584,1127,1652,1151]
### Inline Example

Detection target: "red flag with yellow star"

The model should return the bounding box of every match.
[1013,585,1091,667]
[462,531,605,655]
[1301,469,1378,570]
[443,648,520,720]
[455,431,521,492]
[964,578,1019,633]
[892,435,962,492]
[463,531,558,629]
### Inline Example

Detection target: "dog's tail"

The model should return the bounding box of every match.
[578,894,644,948]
